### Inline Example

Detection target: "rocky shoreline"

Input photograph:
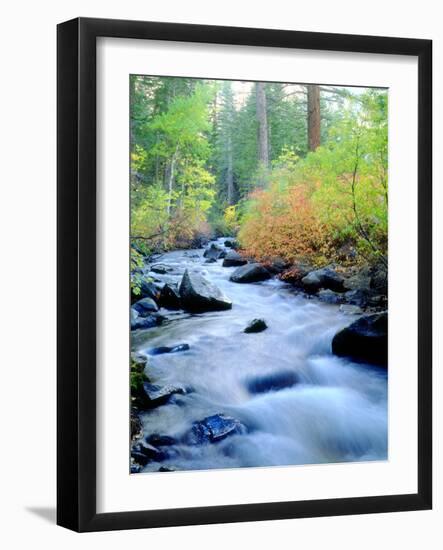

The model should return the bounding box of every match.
[130,238,388,473]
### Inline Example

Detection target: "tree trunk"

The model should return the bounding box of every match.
[307,84,321,151]
[255,82,269,169]
[166,146,179,216]
[226,135,234,205]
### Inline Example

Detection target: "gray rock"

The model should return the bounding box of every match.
[222,250,247,267]
[230,263,271,283]
[179,269,232,312]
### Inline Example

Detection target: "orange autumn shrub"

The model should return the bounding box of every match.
[239,181,335,266]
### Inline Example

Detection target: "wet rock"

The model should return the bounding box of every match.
[301,267,345,293]
[132,297,159,316]
[131,413,143,440]
[147,343,190,355]
[339,304,363,315]
[186,414,246,445]
[204,257,217,264]
[131,462,142,474]
[131,451,150,467]
[246,370,299,394]
[244,319,268,333]
[230,263,271,284]
[140,382,186,407]
[279,262,313,286]
[131,313,164,331]
[151,264,174,275]
[147,434,177,447]
[265,257,289,275]
[159,283,181,310]
[179,269,232,312]
[158,466,176,472]
[332,312,388,367]
[370,263,388,295]
[317,289,346,305]
[344,289,372,308]
[203,243,226,261]
[224,239,239,249]
[132,441,167,462]
[139,279,161,301]
[343,267,371,292]
[222,250,248,267]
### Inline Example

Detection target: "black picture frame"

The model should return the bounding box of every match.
[57,17,432,532]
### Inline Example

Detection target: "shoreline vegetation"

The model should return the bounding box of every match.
[129,76,388,473]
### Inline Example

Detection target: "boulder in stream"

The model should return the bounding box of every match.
[230,263,271,283]
[332,312,388,367]
[158,283,181,310]
[301,266,345,293]
[203,243,226,261]
[185,414,246,445]
[244,319,268,333]
[222,250,248,267]
[179,269,232,312]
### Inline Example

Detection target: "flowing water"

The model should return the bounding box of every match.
[132,238,388,472]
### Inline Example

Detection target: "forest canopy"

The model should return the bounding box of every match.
[130,75,388,272]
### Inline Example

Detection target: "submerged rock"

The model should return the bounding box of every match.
[132,297,159,316]
[186,414,246,445]
[179,269,232,312]
[230,263,271,283]
[301,267,345,293]
[222,250,247,267]
[204,257,217,264]
[147,343,190,355]
[246,370,299,394]
[332,312,388,367]
[244,319,268,333]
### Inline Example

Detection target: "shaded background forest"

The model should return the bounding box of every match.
[130,76,388,279]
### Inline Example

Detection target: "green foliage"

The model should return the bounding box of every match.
[130,75,387,269]
[130,360,148,395]
[239,89,388,265]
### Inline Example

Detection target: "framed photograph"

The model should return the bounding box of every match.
[57,17,432,532]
